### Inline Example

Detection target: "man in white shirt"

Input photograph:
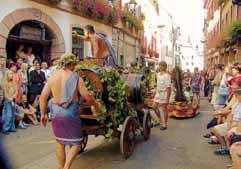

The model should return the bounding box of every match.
[41,62,50,79]
[48,59,58,77]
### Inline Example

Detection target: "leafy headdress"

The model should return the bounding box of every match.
[57,53,79,68]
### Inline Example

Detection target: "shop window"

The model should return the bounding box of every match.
[72,27,84,60]
[166,46,168,56]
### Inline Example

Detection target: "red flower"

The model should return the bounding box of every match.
[72,0,80,4]
[93,0,109,20]
[82,0,94,16]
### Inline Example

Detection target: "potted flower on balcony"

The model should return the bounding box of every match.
[93,0,109,21]
[72,0,81,9]
[140,13,145,20]
[121,11,129,27]
[81,0,95,17]
[228,21,241,43]
[108,8,120,25]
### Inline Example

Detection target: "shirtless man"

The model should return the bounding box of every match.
[72,25,119,68]
[40,54,100,169]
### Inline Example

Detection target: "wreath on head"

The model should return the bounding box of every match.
[57,53,79,68]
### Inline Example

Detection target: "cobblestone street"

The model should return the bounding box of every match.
[2,99,231,169]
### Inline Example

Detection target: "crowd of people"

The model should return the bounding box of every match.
[203,62,241,169]
[0,44,57,135]
[1,23,240,169]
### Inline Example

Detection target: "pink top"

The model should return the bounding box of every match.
[12,73,22,103]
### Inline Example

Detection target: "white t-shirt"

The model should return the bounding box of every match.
[41,69,50,79]
[232,102,241,123]
[154,73,171,103]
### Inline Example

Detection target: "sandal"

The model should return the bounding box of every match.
[151,123,160,128]
[208,140,219,144]
[203,133,211,138]
[214,148,229,155]
[160,126,167,130]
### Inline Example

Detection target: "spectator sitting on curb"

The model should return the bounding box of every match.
[16,95,38,125]
[212,80,241,155]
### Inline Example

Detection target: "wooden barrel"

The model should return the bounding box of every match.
[124,73,144,104]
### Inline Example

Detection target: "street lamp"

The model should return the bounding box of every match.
[128,0,137,14]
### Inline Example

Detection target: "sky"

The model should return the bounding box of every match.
[159,0,204,49]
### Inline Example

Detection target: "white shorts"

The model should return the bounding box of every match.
[214,123,228,137]
[229,127,237,134]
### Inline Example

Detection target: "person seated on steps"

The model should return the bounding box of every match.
[204,81,238,140]
[211,81,241,155]
[16,94,38,125]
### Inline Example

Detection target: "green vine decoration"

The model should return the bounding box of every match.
[76,64,137,140]
[228,21,241,38]
[122,11,144,30]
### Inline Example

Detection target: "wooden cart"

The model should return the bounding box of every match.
[78,68,152,159]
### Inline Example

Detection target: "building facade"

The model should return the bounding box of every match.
[0,0,142,65]
[180,37,204,72]
[203,0,241,69]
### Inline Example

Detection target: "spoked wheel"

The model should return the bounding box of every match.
[120,116,136,159]
[79,134,88,154]
[143,111,151,141]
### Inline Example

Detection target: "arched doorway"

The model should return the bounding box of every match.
[0,8,65,61]
[6,20,54,62]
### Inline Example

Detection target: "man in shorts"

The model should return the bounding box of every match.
[212,80,241,155]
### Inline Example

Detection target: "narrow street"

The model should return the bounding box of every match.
[2,99,230,169]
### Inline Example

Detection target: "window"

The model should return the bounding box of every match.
[120,55,124,66]
[226,12,228,25]
[72,27,84,60]
[166,46,168,56]
[231,6,233,22]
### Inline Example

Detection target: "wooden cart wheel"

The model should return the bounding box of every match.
[120,116,136,159]
[79,134,88,154]
[143,111,151,141]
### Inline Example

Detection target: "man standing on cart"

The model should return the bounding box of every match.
[39,54,100,169]
[72,24,119,68]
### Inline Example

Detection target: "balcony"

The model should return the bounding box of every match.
[32,0,120,26]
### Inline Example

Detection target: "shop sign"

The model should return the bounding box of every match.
[20,26,42,40]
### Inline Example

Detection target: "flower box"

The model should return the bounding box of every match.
[72,0,120,25]
[48,0,62,4]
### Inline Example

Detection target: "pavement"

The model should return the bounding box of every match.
[1,99,231,169]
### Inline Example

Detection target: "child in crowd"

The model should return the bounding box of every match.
[1,70,16,135]
[16,95,38,125]
[184,86,193,103]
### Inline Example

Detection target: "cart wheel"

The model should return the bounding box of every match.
[143,111,151,141]
[120,116,136,159]
[79,134,88,154]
